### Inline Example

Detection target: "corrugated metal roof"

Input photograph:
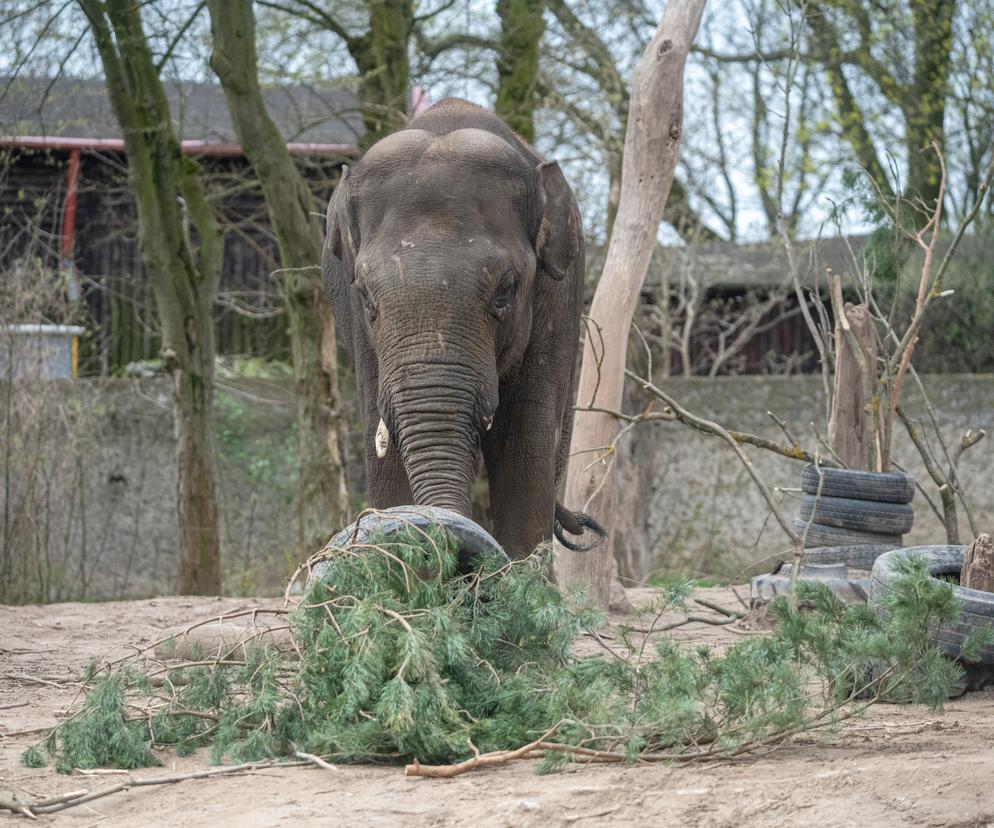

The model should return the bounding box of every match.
[0,76,364,148]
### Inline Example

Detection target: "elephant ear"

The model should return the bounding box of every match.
[535,160,582,282]
[323,165,359,268]
[322,165,360,355]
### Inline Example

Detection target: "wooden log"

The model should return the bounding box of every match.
[557,0,706,608]
[961,533,994,592]
[828,302,877,470]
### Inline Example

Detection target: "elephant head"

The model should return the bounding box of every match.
[322,122,581,520]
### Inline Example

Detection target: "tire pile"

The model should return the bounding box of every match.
[793,465,915,569]
[869,544,994,666]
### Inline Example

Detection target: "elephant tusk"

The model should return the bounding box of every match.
[375,418,390,458]
[484,415,494,432]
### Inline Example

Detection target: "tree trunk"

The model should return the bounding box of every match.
[80,0,223,594]
[350,0,414,149]
[906,0,955,212]
[208,1,350,549]
[495,0,546,142]
[828,302,878,470]
[556,0,706,608]
[961,533,994,592]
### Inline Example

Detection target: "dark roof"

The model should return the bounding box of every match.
[586,236,868,291]
[0,77,364,147]
[657,236,868,290]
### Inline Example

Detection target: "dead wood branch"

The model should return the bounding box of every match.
[2,761,312,816]
[295,750,339,771]
[625,370,830,468]
[626,369,817,547]
[692,597,744,618]
[961,534,994,592]
[559,0,707,607]
[624,614,738,633]
[827,276,878,470]
[404,695,875,779]
[0,796,36,819]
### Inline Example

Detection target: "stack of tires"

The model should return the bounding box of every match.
[791,465,916,569]
[869,545,994,669]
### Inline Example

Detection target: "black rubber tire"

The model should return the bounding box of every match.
[801,465,915,504]
[306,506,509,588]
[798,494,915,535]
[791,517,903,549]
[869,545,994,665]
[800,543,900,569]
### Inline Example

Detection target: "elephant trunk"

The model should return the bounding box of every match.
[387,373,488,517]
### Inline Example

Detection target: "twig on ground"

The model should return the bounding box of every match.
[405,697,871,779]
[1,674,68,688]
[0,726,53,737]
[0,796,36,819]
[692,597,744,619]
[1,760,312,816]
[624,614,738,634]
[405,726,562,778]
[295,751,339,771]
[563,804,622,823]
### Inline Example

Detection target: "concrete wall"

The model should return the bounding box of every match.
[626,374,994,583]
[2,374,991,601]
[0,378,304,601]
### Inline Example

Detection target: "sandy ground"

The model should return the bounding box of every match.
[2,590,994,828]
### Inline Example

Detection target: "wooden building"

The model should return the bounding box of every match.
[1,76,361,373]
[619,237,866,376]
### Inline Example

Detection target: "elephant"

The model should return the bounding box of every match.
[321,97,604,560]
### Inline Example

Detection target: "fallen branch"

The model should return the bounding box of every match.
[1,674,69,688]
[624,369,803,546]
[623,615,738,634]
[0,796,35,819]
[405,727,562,778]
[404,700,870,779]
[692,597,744,619]
[295,750,339,771]
[1,760,312,816]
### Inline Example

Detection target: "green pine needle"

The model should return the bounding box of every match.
[29,536,990,773]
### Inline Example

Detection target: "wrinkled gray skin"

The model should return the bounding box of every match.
[322,98,595,559]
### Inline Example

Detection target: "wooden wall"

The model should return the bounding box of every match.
[1,147,343,374]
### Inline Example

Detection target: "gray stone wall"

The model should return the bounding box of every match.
[627,374,994,583]
[2,374,990,601]
[0,378,304,601]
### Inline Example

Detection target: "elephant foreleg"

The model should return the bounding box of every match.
[482,395,559,560]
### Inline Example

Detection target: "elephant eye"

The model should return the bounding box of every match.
[356,283,377,322]
[491,272,517,318]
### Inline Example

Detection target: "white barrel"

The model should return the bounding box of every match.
[0,324,85,379]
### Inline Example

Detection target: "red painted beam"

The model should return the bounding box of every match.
[61,147,80,260]
[61,147,82,301]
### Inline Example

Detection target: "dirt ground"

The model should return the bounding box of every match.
[3,589,994,827]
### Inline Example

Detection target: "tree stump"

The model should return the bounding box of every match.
[961,534,994,592]
[828,302,877,470]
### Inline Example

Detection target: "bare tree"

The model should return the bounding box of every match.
[78,0,223,594]
[556,0,706,608]
[208,1,350,548]
[258,0,415,148]
[495,0,545,140]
